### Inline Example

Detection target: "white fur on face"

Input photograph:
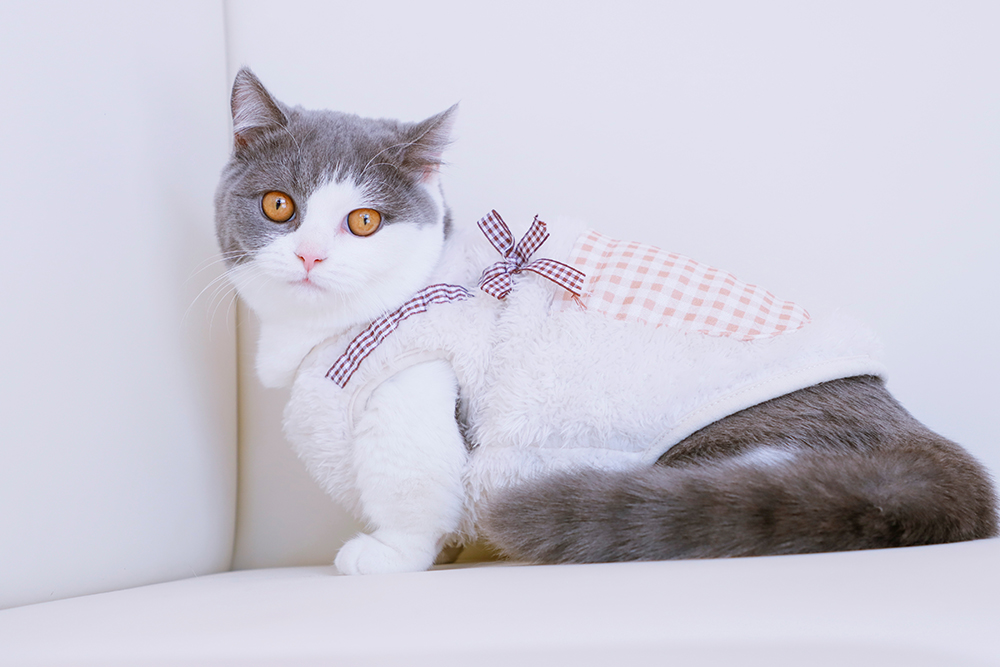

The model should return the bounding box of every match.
[228,179,447,388]
[232,179,446,329]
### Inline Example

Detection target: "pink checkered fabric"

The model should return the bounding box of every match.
[326,283,472,387]
[477,210,585,300]
[561,231,810,340]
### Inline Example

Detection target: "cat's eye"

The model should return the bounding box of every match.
[261,191,296,223]
[347,208,382,237]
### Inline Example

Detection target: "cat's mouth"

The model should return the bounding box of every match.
[293,276,326,293]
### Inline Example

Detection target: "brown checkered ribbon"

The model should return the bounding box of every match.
[477,210,585,300]
[326,283,472,388]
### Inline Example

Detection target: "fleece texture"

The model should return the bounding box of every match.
[283,219,885,535]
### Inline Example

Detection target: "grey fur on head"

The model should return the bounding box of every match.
[214,67,456,266]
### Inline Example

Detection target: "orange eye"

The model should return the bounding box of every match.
[347,208,382,236]
[261,191,295,223]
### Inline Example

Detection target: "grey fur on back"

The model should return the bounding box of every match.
[481,376,997,562]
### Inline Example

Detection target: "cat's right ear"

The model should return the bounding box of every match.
[400,104,459,183]
[230,67,288,149]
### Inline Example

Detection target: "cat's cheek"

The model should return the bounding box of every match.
[229,256,307,319]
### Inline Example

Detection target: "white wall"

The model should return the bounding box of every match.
[225,0,1000,567]
[0,2,238,608]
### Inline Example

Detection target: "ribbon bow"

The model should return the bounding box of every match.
[477,210,586,300]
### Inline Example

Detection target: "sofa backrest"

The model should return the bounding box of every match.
[0,3,236,609]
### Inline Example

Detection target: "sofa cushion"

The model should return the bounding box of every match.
[1,540,997,666]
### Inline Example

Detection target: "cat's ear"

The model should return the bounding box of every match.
[230,67,289,149]
[400,104,458,183]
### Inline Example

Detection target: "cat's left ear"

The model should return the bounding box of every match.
[401,104,458,183]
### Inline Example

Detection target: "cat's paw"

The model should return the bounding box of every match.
[335,532,437,575]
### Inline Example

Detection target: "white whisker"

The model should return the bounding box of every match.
[207,265,262,336]
[183,268,239,325]
[186,251,245,282]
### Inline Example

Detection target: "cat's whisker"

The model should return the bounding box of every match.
[359,140,415,179]
[210,279,251,337]
[360,162,398,175]
[205,271,240,333]
[207,286,238,338]
[213,266,274,322]
[221,268,272,332]
[206,264,264,333]
[207,276,245,322]
[182,259,251,323]
[185,251,245,282]
[183,270,236,325]
[275,122,304,165]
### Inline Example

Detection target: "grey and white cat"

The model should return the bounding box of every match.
[215,68,997,574]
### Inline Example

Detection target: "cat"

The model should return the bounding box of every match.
[215,67,997,574]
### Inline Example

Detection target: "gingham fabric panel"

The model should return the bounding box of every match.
[560,230,810,340]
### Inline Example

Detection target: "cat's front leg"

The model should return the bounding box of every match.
[336,359,468,575]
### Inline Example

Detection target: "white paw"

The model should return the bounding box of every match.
[335,532,437,575]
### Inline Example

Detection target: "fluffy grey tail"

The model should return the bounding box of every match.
[480,441,998,563]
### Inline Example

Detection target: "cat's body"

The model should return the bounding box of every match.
[216,68,997,574]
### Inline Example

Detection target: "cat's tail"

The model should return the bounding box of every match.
[479,440,998,563]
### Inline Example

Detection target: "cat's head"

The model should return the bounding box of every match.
[214,67,456,331]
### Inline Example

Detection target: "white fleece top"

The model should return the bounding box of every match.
[289,220,886,500]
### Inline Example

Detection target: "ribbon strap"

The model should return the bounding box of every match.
[326,283,472,388]
[477,210,585,300]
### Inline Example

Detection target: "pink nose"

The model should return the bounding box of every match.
[297,250,326,272]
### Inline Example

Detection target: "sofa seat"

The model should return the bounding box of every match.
[2,539,998,666]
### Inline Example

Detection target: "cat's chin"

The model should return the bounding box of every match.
[285,277,340,304]
[291,277,327,293]
[231,263,345,324]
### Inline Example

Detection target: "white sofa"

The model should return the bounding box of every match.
[2,2,998,664]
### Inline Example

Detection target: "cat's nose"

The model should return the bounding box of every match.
[296,250,326,272]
